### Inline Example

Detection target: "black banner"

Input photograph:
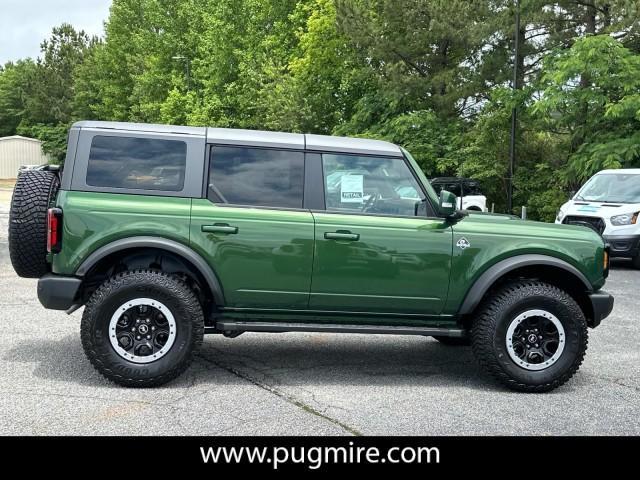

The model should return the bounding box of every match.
[0,436,636,472]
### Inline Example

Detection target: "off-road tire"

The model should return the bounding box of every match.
[9,170,60,278]
[471,281,588,392]
[81,270,204,387]
[432,335,471,346]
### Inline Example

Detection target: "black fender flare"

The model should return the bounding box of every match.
[75,236,225,305]
[458,254,592,315]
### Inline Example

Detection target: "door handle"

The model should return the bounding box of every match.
[324,231,360,241]
[202,223,238,234]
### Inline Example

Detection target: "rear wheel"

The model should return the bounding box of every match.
[471,281,588,392]
[9,170,59,277]
[81,270,204,387]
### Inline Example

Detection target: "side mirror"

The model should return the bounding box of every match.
[439,190,458,217]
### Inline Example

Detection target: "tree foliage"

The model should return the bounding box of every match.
[0,0,638,221]
[535,35,640,181]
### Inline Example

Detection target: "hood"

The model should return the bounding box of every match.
[458,210,603,243]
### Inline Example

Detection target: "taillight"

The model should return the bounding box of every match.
[603,244,610,278]
[47,208,63,253]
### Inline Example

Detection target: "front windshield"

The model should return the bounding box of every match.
[576,173,640,203]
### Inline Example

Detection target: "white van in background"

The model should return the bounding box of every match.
[556,169,640,268]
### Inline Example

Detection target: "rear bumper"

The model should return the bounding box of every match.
[603,234,640,258]
[588,290,614,328]
[37,274,82,310]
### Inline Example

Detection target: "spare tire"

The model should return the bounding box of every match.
[9,169,60,278]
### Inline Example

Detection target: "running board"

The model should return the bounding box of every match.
[212,321,466,337]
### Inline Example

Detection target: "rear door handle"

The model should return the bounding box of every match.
[324,231,359,241]
[202,223,238,234]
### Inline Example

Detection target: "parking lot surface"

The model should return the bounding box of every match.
[0,200,638,435]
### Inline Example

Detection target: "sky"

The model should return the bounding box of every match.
[0,0,112,65]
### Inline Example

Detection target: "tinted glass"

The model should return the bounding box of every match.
[431,179,483,196]
[209,146,304,208]
[464,182,483,196]
[87,136,186,191]
[322,154,423,217]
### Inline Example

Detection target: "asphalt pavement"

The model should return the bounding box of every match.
[0,200,638,435]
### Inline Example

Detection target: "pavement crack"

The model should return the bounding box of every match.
[196,352,362,436]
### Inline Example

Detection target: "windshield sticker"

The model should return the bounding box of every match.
[577,205,601,212]
[341,174,364,203]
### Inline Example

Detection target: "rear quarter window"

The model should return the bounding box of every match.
[86,136,187,191]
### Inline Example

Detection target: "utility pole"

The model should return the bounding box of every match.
[507,0,520,213]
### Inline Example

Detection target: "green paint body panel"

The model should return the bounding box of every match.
[53,185,606,327]
[444,212,606,314]
[310,212,452,314]
[190,200,314,309]
[52,191,192,275]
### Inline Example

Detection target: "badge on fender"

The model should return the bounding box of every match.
[456,237,471,250]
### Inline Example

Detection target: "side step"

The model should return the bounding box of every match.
[212,321,466,337]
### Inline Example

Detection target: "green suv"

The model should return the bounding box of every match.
[9,121,614,392]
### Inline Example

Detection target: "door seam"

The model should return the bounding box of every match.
[307,210,317,308]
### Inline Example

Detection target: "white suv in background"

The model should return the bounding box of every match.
[556,169,640,268]
[429,177,487,212]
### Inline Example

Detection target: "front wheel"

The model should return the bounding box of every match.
[632,254,640,269]
[81,270,204,387]
[471,281,588,392]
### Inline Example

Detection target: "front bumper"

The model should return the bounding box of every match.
[37,274,82,310]
[603,234,640,258]
[588,290,614,328]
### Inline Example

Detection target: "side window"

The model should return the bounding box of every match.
[209,146,304,209]
[86,136,187,191]
[322,154,424,217]
[465,182,482,196]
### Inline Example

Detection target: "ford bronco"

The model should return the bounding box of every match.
[9,121,614,391]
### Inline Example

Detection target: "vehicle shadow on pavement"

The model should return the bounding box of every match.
[194,334,490,390]
[4,335,105,386]
[5,333,493,390]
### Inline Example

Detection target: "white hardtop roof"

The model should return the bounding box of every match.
[72,120,206,136]
[72,121,403,157]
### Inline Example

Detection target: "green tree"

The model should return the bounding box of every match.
[24,23,94,125]
[534,35,640,184]
[0,60,38,136]
[336,0,494,120]
[256,0,368,134]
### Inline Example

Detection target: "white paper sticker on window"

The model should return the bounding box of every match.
[341,174,364,203]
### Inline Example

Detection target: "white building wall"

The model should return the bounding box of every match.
[0,136,50,178]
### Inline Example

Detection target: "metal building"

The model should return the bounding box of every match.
[0,135,50,178]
